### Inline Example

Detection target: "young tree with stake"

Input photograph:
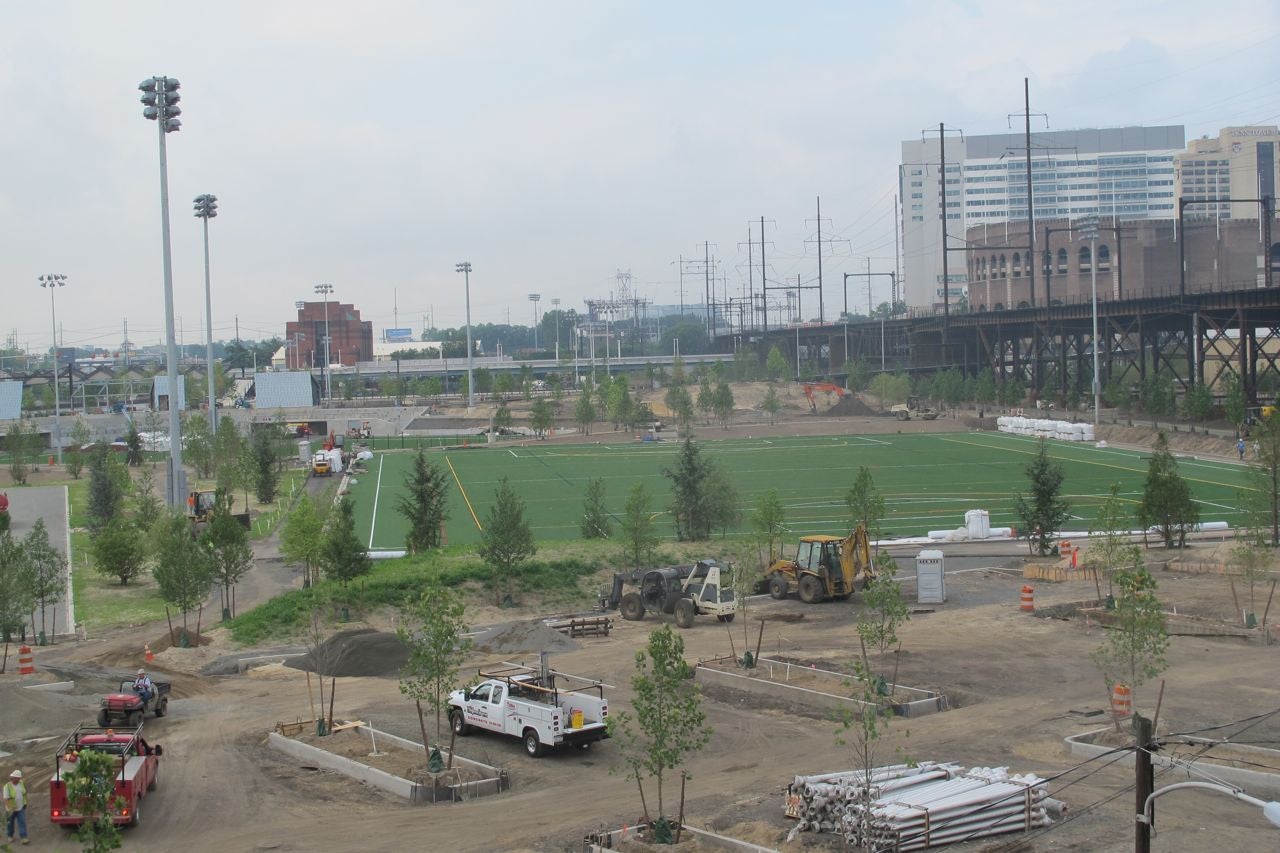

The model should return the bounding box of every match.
[579,477,612,540]
[397,573,472,757]
[152,512,214,640]
[1090,551,1168,716]
[280,493,326,588]
[1013,438,1071,556]
[23,518,66,641]
[619,482,659,571]
[844,466,885,539]
[609,625,712,831]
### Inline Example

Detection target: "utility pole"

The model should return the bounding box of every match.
[746,225,754,330]
[866,257,873,317]
[893,194,901,311]
[1134,713,1154,853]
[702,241,713,334]
[1024,77,1036,308]
[761,217,769,337]
[816,196,824,323]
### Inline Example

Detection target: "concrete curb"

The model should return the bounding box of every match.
[1064,728,1280,794]
[236,653,306,674]
[267,727,508,804]
[583,824,780,852]
[22,680,75,692]
[695,656,947,718]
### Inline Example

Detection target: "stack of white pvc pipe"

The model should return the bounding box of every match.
[786,763,1060,850]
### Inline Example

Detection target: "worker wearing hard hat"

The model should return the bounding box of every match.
[3,768,28,846]
[134,668,154,706]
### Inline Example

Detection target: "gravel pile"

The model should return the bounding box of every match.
[471,620,580,656]
[285,629,409,678]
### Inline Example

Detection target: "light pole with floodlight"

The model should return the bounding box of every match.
[314,284,334,400]
[456,263,474,408]
[529,293,541,350]
[138,75,185,507]
[1077,215,1101,425]
[194,194,218,429]
[550,298,561,361]
[38,274,66,464]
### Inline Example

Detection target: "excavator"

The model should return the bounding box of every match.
[802,382,849,413]
[763,524,875,603]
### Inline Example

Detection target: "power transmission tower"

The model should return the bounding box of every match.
[804,195,849,323]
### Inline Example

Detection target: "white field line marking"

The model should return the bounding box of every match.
[368,453,385,549]
[508,449,518,457]
[853,435,891,445]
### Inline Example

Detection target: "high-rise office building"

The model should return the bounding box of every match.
[1176,126,1280,221]
[900,126,1184,309]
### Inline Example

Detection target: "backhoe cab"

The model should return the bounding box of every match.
[765,525,875,603]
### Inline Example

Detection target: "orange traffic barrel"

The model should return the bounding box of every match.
[1059,539,1072,554]
[1019,585,1035,613]
[18,644,35,675]
[1111,683,1132,718]
[145,644,155,663]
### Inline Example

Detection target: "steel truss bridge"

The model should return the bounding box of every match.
[726,286,1280,402]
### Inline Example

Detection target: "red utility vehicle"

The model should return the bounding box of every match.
[98,679,170,727]
[49,725,162,828]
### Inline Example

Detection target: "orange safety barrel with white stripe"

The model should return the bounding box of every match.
[1111,683,1132,718]
[1019,585,1035,613]
[18,644,35,675]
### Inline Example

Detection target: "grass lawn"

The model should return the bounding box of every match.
[350,431,1250,549]
[71,529,169,631]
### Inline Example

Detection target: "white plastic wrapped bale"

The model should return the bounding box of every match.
[1082,424,1095,441]
[964,509,990,539]
[996,416,1011,432]
[324,448,344,473]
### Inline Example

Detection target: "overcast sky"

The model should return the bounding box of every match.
[2,1,1278,352]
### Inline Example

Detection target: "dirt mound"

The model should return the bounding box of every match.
[826,394,878,417]
[1097,424,1236,458]
[471,620,580,655]
[285,629,409,678]
[0,683,101,744]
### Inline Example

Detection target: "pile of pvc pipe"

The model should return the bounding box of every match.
[785,763,1062,850]
[996,417,1094,442]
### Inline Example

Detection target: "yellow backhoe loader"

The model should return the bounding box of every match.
[763,524,874,603]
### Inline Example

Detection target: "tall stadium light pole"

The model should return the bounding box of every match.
[194,194,219,429]
[1078,215,1101,426]
[528,293,541,350]
[551,297,561,361]
[138,75,184,507]
[38,275,67,464]
[456,263,474,408]
[314,284,334,400]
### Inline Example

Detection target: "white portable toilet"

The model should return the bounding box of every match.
[916,550,946,604]
[297,439,312,465]
[964,509,990,540]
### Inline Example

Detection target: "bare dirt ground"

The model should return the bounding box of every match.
[4,536,1279,853]
[2,403,1277,852]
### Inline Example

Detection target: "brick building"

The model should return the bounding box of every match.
[284,301,373,368]
[963,216,1280,311]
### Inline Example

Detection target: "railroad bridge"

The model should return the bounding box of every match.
[727,285,1280,402]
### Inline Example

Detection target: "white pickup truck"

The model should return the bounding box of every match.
[448,665,609,757]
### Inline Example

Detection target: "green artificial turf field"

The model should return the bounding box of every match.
[348,431,1249,550]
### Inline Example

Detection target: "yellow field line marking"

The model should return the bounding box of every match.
[938,436,1253,492]
[445,455,483,532]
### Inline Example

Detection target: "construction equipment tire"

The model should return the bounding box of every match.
[619,592,645,621]
[798,574,824,604]
[768,575,790,600]
[674,598,696,629]
[896,410,909,421]
[97,709,111,727]
[717,613,736,623]
[154,697,167,718]
[127,711,143,728]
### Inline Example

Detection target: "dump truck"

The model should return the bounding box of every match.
[764,525,875,603]
[599,560,737,627]
[890,395,939,421]
[98,679,171,727]
[448,657,609,757]
[49,725,162,828]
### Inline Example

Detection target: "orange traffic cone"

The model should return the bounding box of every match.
[145,643,154,663]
